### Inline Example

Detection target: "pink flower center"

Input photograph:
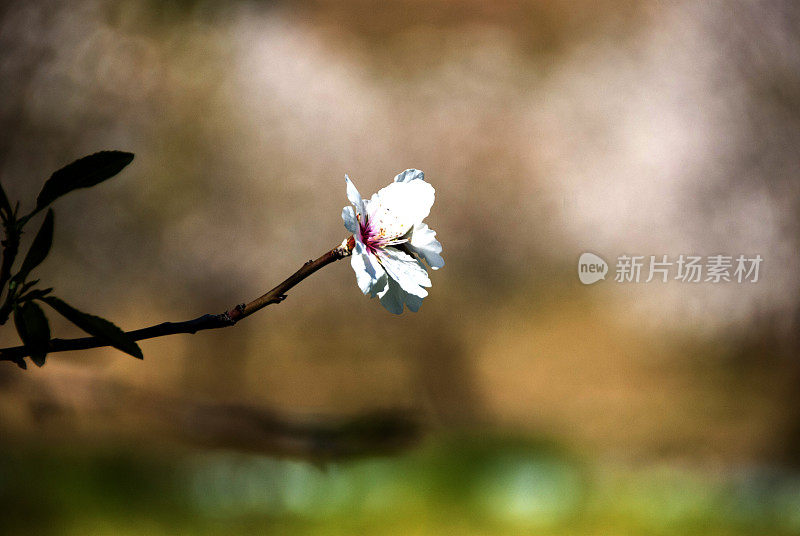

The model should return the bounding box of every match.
[358,214,405,254]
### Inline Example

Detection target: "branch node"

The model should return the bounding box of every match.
[222,304,245,323]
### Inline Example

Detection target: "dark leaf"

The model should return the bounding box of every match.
[36,151,134,210]
[41,296,143,359]
[18,279,40,296]
[13,301,50,367]
[0,180,11,219]
[19,287,53,302]
[15,210,53,282]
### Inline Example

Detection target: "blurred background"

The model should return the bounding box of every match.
[2,0,800,534]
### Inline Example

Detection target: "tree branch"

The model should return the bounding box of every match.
[0,237,354,364]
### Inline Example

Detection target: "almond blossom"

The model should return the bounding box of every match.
[342,169,444,314]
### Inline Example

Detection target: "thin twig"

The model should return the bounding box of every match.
[0,237,353,364]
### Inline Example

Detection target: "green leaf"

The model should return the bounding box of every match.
[36,151,134,211]
[41,296,143,359]
[15,210,54,282]
[13,301,50,367]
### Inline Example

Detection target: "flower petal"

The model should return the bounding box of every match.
[378,278,405,314]
[351,247,388,297]
[345,175,366,217]
[402,289,424,312]
[377,246,430,298]
[408,222,444,270]
[394,169,425,183]
[342,205,358,234]
[378,277,424,314]
[367,180,435,240]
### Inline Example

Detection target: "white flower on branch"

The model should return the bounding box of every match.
[342,169,444,314]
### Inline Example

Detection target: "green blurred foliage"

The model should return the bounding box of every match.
[2,436,799,535]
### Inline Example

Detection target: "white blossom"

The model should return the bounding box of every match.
[342,169,444,314]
